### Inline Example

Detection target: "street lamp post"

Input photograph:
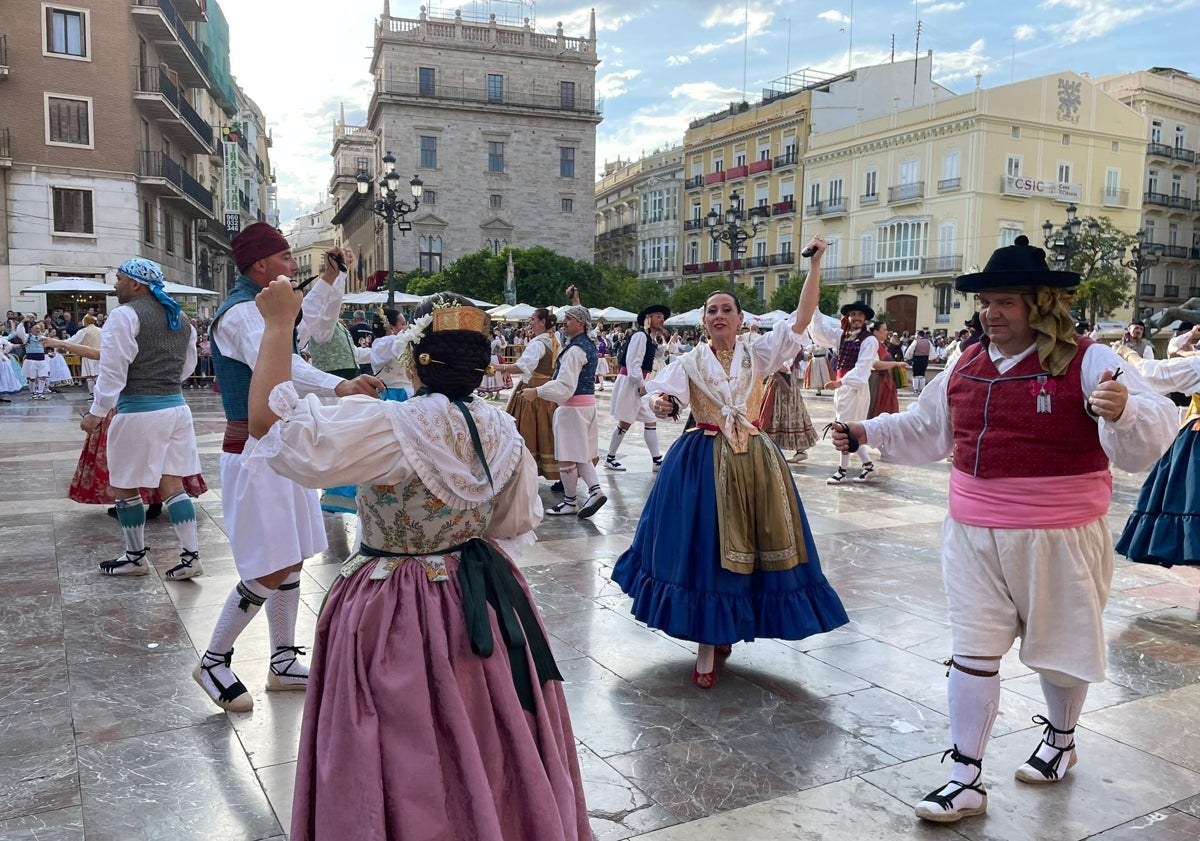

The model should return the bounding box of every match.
[356,150,423,309]
[706,190,766,293]
[1040,202,1098,272]
[1120,228,1160,324]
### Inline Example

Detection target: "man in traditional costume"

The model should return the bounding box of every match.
[522,305,606,518]
[1119,320,1155,360]
[82,258,202,580]
[808,300,879,483]
[196,222,379,713]
[605,303,670,472]
[832,235,1176,824]
[904,329,934,394]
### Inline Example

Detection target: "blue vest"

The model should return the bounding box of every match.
[210,275,299,421]
[554,333,597,396]
[617,330,656,373]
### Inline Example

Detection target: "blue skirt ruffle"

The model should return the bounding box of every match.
[1116,422,1200,567]
[612,431,849,644]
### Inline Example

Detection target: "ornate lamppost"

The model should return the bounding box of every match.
[1041,202,1098,271]
[356,150,423,309]
[706,190,766,292]
[1120,228,1160,324]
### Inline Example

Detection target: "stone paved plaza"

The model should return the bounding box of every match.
[2,384,1200,841]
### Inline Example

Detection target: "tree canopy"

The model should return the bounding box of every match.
[768,272,840,317]
[1061,217,1137,326]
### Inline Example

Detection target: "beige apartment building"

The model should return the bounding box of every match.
[801,71,1146,334]
[0,0,270,315]
[681,55,947,304]
[1094,68,1200,316]
[329,108,376,292]
[594,144,685,289]
[332,5,600,287]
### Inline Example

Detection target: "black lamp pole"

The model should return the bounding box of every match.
[705,190,765,293]
[1121,228,1160,324]
[1040,202,1098,271]
[356,150,423,310]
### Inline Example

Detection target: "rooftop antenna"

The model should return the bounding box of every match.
[847,0,853,72]
[913,19,921,105]
[741,0,749,103]
[890,34,895,62]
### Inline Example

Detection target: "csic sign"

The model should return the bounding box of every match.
[1001,176,1081,202]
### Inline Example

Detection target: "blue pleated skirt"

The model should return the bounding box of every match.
[612,430,849,644]
[1115,421,1200,568]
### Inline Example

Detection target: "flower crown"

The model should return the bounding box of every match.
[394,301,492,370]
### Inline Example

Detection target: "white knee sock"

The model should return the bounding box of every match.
[607,427,626,458]
[1039,673,1088,751]
[266,571,302,651]
[577,459,600,490]
[947,656,1001,782]
[644,426,660,459]
[164,490,198,553]
[113,495,146,557]
[559,464,579,504]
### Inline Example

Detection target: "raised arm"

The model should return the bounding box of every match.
[249,279,306,439]
[795,235,828,335]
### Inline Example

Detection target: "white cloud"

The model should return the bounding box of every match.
[1014,24,1037,40]
[817,10,852,25]
[689,5,779,57]
[924,2,965,12]
[597,69,642,99]
[667,55,691,66]
[554,4,637,34]
[1039,0,1157,44]
[670,81,743,103]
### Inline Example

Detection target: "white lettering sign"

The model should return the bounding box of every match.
[1001,176,1082,202]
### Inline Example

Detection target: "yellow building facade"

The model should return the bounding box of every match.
[801,71,1146,335]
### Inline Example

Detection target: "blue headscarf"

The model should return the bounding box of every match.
[117,258,182,330]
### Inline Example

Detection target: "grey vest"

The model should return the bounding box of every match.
[123,295,190,396]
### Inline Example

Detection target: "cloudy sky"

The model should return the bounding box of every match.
[221,0,1198,226]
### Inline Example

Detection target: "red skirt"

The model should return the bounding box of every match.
[69,408,208,504]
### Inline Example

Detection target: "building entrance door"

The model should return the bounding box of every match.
[886,294,917,335]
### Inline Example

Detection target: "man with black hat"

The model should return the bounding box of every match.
[196,222,381,714]
[522,303,607,519]
[807,298,880,483]
[605,302,671,472]
[832,235,1175,824]
[1119,321,1154,359]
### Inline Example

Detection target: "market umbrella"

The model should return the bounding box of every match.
[664,307,702,327]
[21,278,113,294]
[496,303,537,322]
[596,306,637,323]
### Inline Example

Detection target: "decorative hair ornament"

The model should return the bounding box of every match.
[395,303,491,371]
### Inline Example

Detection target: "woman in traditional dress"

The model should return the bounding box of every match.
[1114,349,1200,571]
[759,349,819,463]
[0,336,22,402]
[498,308,560,481]
[867,321,905,418]
[245,286,590,841]
[46,345,74,389]
[476,329,509,398]
[74,315,104,393]
[594,329,609,391]
[43,336,207,516]
[804,343,834,395]
[612,238,848,689]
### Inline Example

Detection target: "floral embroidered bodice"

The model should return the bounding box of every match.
[358,477,500,555]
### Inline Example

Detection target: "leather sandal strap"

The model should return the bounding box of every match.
[1032,714,1075,736]
[920,779,987,811]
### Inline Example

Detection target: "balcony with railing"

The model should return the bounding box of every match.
[808,197,847,217]
[133,65,212,152]
[130,0,210,88]
[937,177,961,192]
[1162,245,1190,259]
[773,150,798,168]
[888,182,925,204]
[1144,191,1170,207]
[136,150,213,215]
[683,218,705,231]
[1192,250,1200,261]
[1165,285,1181,297]
[683,263,700,275]
[860,192,880,206]
[705,170,726,185]
[745,255,769,269]
[726,164,748,181]
[1102,188,1129,207]
[1190,285,1200,296]
[238,190,250,213]
[1168,195,1192,210]
[375,78,600,116]
[1173,146,1196,163]
[1147,142,1174,159]
[769,253,794,266]
[0,128,10,167]
[926,254,964,274]
[748,158,772,175]
[1140,283,1157,297]
[771,198,795,216]
[684,175,704,190]
[0,35,8,80]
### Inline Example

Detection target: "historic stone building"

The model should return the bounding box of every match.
[594,145,684,289]
[332,3,601,286]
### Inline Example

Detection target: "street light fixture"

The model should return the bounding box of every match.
[356,150,423,309]
[1120,228,1160,325]
[1040,202,1098,271]
[706,190,766,293]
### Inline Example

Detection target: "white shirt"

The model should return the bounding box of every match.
[535,339,585,404]
[88,305,197,418]
[861,340,1178,474]
[512,333,553,382]
[808,312,878,388]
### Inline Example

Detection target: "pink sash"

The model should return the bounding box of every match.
[949,468,1112,529]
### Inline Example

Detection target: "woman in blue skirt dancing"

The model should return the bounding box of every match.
[612,237,848,688]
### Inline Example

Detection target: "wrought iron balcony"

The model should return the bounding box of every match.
[1172,146,1195,163]
[773,150,798,168]
[771,198,795,215]
[133,65,212,151]
[860,193,880,205]
[1144,191,1170,207]
[1168,195,1192,210]
[136,150,214,215]
[683,218,705,231]
[888,182,925,204]
[0,35,8,80]
[1162,245,1189,259]
[375,78,600,116]
[938,177,961,191]
[685,175,703,190]
[1146,142,1174,158]
[130,0,210,88]
[1102,188,1129,207]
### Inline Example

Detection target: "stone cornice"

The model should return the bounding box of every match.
[803,117,978,166]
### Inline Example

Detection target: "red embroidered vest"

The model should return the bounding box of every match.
[946,337,1107,478]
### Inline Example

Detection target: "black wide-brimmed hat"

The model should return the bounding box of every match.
[637,304,671,327]
[955,235,1080,293]
[840,301,875,320]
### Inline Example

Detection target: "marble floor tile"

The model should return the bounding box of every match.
[0,805,86,840]
[577,744,680,841]
[255,761,297,837]
[1082,683,1200,773]
[715,639,871,701]
[0,743,80,822]
[76,718,282,841]
[1089,810,1200,840]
